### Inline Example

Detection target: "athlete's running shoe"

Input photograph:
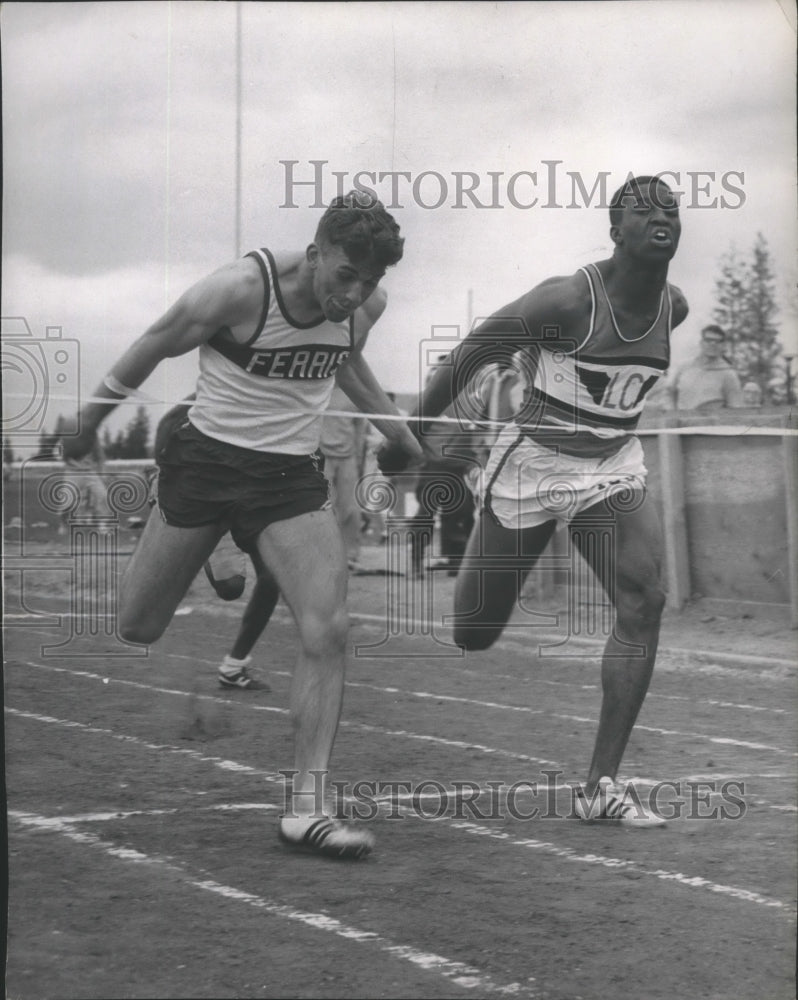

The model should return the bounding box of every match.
[574,776,666,828]
[278,817,375,860]
[218,655,270,691]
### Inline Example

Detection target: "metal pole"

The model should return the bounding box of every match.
[234,1,242,258]
[782,421,798,628]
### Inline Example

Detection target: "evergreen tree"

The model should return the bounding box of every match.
[712,244,749,364]
[745,234,783,402]
[712,233,784,403]
[101,426,115,458]
[118,406,151,458]
[34,425,61,460]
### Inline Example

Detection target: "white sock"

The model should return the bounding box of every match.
[219,654,251,676]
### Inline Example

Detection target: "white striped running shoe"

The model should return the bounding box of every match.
[574,776,666,828]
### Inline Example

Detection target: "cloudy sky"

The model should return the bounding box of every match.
[2,0,796,441]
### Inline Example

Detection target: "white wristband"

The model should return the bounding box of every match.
[103,374,138,398]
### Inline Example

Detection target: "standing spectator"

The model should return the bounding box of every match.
[742,381,763,407]
[668,324,744,410]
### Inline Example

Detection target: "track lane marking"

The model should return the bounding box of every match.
[8,708,797,912]
[8,659,798,793]
[7,604,797,681]
[8,654,794,757]
[443,818,795,914]
[11,702,794,816]
[9,809,538,998]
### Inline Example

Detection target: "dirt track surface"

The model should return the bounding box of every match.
[4,540,797,999]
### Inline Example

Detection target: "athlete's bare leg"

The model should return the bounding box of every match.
[326,456,362,565]
[252,507,349,821]
[229,550,281,661]
[118,513,225,644]
[453,513,557,650]
[569,492,665,792]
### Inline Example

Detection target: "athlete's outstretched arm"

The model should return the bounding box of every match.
[413,274,589,423]
[335,354,414,445]
[64,260,262,459]
[335,291,423,462]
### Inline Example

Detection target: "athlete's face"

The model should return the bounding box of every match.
[612,182,681,261]
[308,243,384,322]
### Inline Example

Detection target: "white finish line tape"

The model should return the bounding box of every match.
[7,390,796,435]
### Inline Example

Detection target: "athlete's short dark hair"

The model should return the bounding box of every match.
[316,191,404,269]
[609,175,675,227]
[701,324,726,340]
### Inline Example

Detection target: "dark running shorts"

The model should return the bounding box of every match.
[155,420,331,551]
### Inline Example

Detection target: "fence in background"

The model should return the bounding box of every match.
[4,408,796,627]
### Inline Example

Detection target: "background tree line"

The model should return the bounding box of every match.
[712,233,794,405]
[32,406,152,461]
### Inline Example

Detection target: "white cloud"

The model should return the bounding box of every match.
[1,253,202,439]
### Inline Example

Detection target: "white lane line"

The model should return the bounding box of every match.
[41,803,280,825]
[114,645,791,751]
[208,655,794,719]
[348,612,797,674]
[642,692,788,715]
[443,819,795,915]
[8,659,288,713]
[5,707,287,784]
[6,687,563,772]
[179,602,790,674]
[8,707,796,913]
[8,605,796,681]
[276,673,797,758]
[9,617,795,716]
[5,660,560,769]
[9,659,798,780]
[5,659,553,770]
[174,648,791,719]
[8,700,795,819]
[24,651,790,759]
[8,809,537,998]
[12,798,793,922]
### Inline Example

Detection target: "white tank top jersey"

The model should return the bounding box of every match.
[189,249,354,455]
[518,263,673,458]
